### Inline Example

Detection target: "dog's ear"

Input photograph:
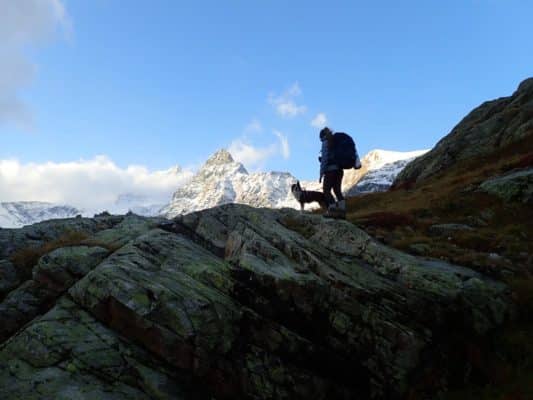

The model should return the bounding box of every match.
[296,180,301,190]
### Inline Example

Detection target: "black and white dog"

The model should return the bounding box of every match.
[290,181,327,212]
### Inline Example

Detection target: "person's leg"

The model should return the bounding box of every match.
[322,171,335,206]
[331,169,346,217]
[332,169,344,202]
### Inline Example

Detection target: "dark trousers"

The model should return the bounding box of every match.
[323,169,344,206]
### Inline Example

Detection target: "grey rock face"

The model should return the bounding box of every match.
[0,298,200,400]
[0,246,109,343]
[0,205,512,399]
[395,77,533,185]
[479,167,533,204]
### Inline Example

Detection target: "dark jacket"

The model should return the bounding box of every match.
[320,137,339,176]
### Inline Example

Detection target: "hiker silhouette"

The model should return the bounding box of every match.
[319,127,346,218]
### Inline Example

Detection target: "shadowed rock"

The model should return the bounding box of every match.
[395,77,533,186]
[0,205,512,399]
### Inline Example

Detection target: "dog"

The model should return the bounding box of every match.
[290,181,327,212]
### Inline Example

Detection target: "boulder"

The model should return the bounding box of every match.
[479,167,533,203]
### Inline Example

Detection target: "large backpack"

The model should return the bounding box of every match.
[332,132,362,169]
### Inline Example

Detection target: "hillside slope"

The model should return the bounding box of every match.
[395,78,533,186]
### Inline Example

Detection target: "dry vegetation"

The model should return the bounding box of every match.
[347,135,533,277]
[345,135,533,399]
[10,230,120,279]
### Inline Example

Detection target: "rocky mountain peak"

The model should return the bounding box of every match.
[203,149,235,167]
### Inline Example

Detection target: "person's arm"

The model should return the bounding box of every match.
[319,140,328,181]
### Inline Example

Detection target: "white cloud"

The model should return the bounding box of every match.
[311,112,328,128]
[286,82,302,97]
[228,130,291,169]
[268,82,307,118]
[0,156,193,212]
[273,130,290,159]
[228,140,278,170]
[0,0,70,129]
[244,119,262,134]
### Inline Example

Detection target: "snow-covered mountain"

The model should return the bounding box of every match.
[161,150,307,218]
[0,149,427,227]
[345,149,429,195]
[0,202,81,228]
[161,148,428,218]
[113,194,166,217]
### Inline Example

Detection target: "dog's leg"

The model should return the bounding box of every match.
[300,202,304,213]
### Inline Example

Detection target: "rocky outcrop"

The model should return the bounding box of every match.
[0,206,512,399]
[479,167,533,204]
[395,77,533,186]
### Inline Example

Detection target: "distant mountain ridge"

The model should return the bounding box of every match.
[0,149,427,227]
[345,149,428,195]
[0,202,81,228]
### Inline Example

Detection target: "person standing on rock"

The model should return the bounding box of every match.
[319,127,346,218]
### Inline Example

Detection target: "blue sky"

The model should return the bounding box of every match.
[1,0,532,183]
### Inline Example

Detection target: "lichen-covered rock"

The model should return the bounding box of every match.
[0,214,164,344]
[0,298,199,400]
[33,245,109,289]
[0,246,108,343]
[0,205,513,399]
[395,77,533,185]
[0,216,118,260]
[87,214,167,249]
[479,167,533,203]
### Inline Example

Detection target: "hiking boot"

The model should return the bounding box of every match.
[323,203,346,219]
[324,209,346,219]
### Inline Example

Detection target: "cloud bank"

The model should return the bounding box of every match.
[0,156,193,212]
[0,0,70,129]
